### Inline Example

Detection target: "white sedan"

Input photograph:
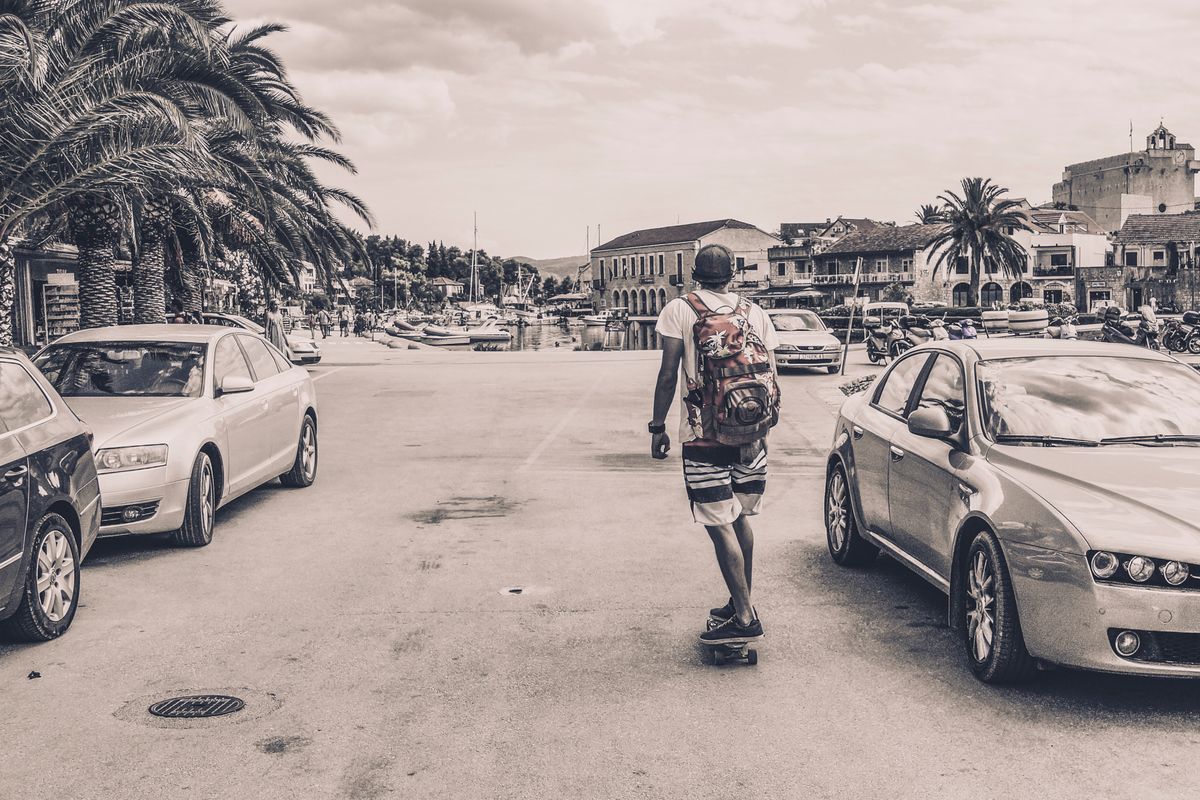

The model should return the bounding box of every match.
[201,312,322,365]
[34,325,318,547]
[767,309,843,374]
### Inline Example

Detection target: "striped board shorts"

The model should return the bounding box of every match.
[682,441,768,526]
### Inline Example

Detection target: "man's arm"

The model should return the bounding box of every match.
[650,336,684,459]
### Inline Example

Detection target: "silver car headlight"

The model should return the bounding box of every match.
[96,445,168,473]
[776,344,798,353]
[1088,550,1198,589]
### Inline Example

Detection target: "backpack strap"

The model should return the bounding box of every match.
[684,292,711,318]
[714,362,770,379]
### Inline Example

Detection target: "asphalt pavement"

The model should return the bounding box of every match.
[1,336,1198,800]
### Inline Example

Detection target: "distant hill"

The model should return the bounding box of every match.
[507,255,589,280]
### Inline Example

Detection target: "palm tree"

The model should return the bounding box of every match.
[0,0,259,337]
[926,178,1031,307]
[914,203,942,224]
[132,193,174,323]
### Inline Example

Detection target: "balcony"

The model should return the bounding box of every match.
[812,272,913,285]
[1032,266,1074,278]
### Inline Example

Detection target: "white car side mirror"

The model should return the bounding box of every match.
[218,375,255,395]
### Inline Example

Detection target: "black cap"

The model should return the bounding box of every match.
[693,244,734,282]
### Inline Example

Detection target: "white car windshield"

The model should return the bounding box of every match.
[978,356,1200,444]
[771,312,825,332]
[36,342,206,398]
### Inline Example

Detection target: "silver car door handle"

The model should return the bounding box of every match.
[852,425,865,440]
[889,446,905,461]
[4,465,28,480]
[957,483,977,501]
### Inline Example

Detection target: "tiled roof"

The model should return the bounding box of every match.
[780,222,830,238]
[1115,213,1200,245]
[594,219,768,251]
[432,276,463,286]
[1026,209,1107,235]
[820,224,947,256]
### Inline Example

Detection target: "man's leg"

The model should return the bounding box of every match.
[732,513,754,594]
[706,523,753,626]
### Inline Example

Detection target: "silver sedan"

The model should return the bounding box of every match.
[35,325,319,547]
[826,338,1200,682]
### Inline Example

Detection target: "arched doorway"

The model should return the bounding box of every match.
[1010,281,1033,303]
[658,288,667,312]
[639,289,648,315]
[648,289,658,314]
[620,290,629,310]
[612,290,620,309]
[981,282,1003,307]
[952,283,971,307]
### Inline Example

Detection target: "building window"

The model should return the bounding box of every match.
[736,257,745,273]
[1153,250,1166,263]
[777,263,787,276]
[639,255,646,276]
[1124,251,1138,267]
[676,252,683,272]
[796,261,809,275]
[1050,252,1068,267]
[1044,289,1064,304]
[658,254,664,275]
[900,258,913,272]
[622,256,628,277]
[874,258,888,273]
[955,256,968,275]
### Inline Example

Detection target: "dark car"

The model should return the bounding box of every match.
[0,349,100,641]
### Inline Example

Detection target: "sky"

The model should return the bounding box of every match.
[224,0,1200,259]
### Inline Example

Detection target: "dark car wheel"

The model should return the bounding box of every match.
[1189,335,1200,355]
[825,463,878,566]
[171,452,216,547]
[280,415,318,488]
[0,513,80,642]
[963,531,1037,683]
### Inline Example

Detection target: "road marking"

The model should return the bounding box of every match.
[311,367,345,382]
[517,373,605,474]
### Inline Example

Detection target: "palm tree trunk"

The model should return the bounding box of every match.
[0,238,16,346]
[71,196,121,329]
[970,247,981,307]
[134,232,167,323]
[180,258,204,315]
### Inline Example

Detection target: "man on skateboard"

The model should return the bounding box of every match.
[649,244,780,647]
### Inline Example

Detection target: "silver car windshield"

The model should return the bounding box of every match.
[771,312,824,332]
[36,342,206,398]
[977,356,1200,442]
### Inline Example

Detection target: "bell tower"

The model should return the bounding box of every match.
[1147,123,1177,152]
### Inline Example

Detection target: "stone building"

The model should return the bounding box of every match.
[1052,124,1199,232]
[810,225,945,306]
[590,219,779,315]
[1111,212,1200,310]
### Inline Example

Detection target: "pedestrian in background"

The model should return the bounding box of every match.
[265,300,287,352]
[648,243,781,647]
[318,308,332,338]
[339,305,350,337]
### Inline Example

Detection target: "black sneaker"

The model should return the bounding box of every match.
[709,598,735,621]
[699,615,764,645]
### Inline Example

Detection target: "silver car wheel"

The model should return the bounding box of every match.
[36,529,75,624]
[300,423,317,481]
[966,550,996,663]
[200,458,214,536]
[826,470,849,552]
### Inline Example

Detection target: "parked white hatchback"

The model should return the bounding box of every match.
[35,325,318,547]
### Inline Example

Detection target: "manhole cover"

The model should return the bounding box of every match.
[148,695,245,719]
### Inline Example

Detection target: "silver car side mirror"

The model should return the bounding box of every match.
[908,405,957,439]
[218,375,255,395]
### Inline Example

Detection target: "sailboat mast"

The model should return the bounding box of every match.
[471,211,478,303]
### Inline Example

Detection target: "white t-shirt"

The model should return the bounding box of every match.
[655,290,780,443]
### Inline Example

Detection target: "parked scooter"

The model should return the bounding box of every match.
[864,318,892,364]
[1180,310,1200,355]
[947,318,978,340]
[1161,317,1190,352]
[1101,307,1159,349]
[889,315,935,357]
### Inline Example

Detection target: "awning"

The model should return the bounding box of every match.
[790,289,826,299]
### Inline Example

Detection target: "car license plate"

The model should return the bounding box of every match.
[788,354,825,361]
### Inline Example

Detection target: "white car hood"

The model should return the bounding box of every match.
[63,396,191,449]
[776,330,840,347]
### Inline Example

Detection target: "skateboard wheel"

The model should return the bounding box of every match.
[747,649,758,666]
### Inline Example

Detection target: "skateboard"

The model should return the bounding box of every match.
[701,617,759,666]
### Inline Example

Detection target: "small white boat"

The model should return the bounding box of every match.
[421,335,471,347]
[581,311,612,326]
[465,318,512,343]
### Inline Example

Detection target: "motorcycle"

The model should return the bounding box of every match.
[947,318,978,340]
[889,315,935,357]
[864,318,892,364]
[1182,311,1200,355]
[1161,317,1191,353]
[1101,308,1159,349]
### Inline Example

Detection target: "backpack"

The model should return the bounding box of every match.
[685,292,781,446]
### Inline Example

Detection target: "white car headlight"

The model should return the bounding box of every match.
[96,445,168,473]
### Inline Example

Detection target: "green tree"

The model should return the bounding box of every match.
[542,275,559,298]
[927,178,1031,307]
[559,275,575,294]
